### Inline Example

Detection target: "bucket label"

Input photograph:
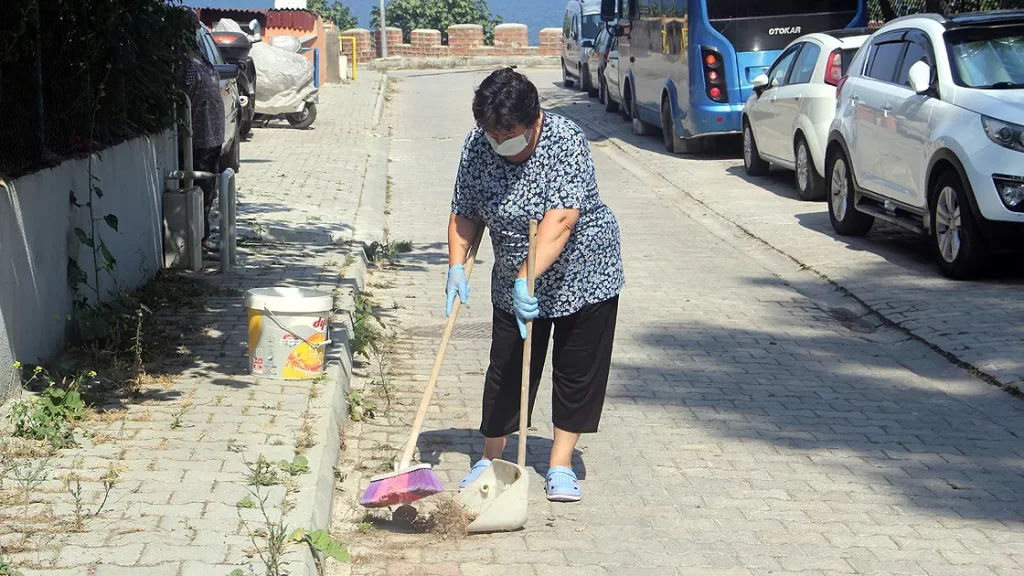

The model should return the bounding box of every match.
[248,308,328,380]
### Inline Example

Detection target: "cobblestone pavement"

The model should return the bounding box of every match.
[0,78,382,576]
[329,68,1024,576]
[537,81,1024,393]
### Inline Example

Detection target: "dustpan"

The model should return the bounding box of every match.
[458,219,538,534]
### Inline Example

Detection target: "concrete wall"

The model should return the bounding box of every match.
[341,24,562,64]
[0,129,177,401]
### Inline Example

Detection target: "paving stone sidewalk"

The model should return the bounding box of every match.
[0,78,383,576]
[539,83,1024,393]
[328,68,1024,576]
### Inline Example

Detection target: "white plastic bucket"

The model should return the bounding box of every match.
[245,287,333,380]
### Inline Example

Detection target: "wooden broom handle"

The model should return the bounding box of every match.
[399,223,486,469]
[518,220,538,468]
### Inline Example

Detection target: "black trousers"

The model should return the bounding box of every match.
[194,146,221,244]
[481,295,619,438]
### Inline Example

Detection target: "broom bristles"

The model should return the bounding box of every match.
[360,464,444,508]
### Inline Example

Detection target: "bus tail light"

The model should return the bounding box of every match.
[825,49,843,86]
[701,46,728,104]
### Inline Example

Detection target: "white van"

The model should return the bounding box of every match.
[561,0,604,93]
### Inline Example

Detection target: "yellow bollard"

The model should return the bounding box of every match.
[340,35,358,81]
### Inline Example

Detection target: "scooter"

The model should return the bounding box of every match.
[251,34,318,130]
[213,19,258,138]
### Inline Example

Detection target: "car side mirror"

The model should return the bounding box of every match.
[908,60,932,94]
[601,0,617,22]
[215,63,239,80]
[752,73,769,95]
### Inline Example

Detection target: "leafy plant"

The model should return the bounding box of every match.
[0,553,24,576]
[350,290,386,361]
[236,495,257,509]
[244,455,282,487]
[346,391,375,422]
[278,455,310,477]
[307,0,358,30]
[370,0,503,44]
[291,528,350,563]
[8,367,88,448]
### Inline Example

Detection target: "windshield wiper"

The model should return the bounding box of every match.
[983,81,1024,89]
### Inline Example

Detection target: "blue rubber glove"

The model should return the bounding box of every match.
[512,278,539,339]
[445,265,469,317]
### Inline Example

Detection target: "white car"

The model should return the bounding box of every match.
[743,29,872,201]
[826,11,1024,279]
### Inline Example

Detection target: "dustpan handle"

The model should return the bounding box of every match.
[518,219,538,468]
[398,223,486,469]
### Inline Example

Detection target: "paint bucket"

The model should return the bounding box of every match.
[245,287,333,380]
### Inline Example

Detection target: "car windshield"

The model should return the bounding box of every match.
[582,14,602,40]
[841,48,860,75]
[946,26,1024,89]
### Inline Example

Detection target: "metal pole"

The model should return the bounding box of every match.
[227,171,237,267]
[379,0,388,58]
[314,48,320,88]
[218,168,233,273]
[182,96,194,191]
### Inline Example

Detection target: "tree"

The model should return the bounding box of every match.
[307,0,358,30]
[370,0,503,44]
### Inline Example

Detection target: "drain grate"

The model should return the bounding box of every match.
[404,321,492,340]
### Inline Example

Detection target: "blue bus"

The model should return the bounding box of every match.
[599,0,868,153]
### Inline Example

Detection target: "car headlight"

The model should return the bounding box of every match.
[982,115,1024,153]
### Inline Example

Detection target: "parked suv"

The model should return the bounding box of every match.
[826,11,1024,279]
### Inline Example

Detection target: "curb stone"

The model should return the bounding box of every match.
[279,246,368,576]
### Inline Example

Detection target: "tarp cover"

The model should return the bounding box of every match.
[216,19,316,114]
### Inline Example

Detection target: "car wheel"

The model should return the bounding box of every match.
[742,121,770,176]
[621,84,633,121]
[661,98,703,154]
[930,171,989,279]
[604,82,619,113]
[827,149,873,236]
[562,60,575,88]
[598,76,607,104]
[587,69,599,98]
[286,103,317,129]
[794,136,825,201]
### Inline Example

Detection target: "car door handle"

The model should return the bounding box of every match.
[850,93,860,101]
[630,56,635,63]
[882,103,893,110]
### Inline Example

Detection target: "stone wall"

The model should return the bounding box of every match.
[0,130,178,403]
[340,24,562,63]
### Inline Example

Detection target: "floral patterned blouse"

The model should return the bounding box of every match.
[452,112,625,318]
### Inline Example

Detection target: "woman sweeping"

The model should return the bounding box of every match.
[446,68,624,503]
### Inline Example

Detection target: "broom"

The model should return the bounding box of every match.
[360,224,487,508]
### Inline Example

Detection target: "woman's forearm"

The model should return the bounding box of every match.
[517,209,580,280]
[448,213,480,268]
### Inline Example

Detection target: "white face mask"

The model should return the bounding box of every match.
[486,129,532,157]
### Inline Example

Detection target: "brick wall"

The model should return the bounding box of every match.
[356,23,560,60]
[539,27,563,56]
[340,28,372,65]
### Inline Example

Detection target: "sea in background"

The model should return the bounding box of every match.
[344,0,565,44]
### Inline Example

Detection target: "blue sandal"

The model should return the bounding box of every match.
[459,459,492,489]
[545,466,582,502]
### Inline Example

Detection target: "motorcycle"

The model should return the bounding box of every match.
[213,19,258,137]
[249,35,318,129]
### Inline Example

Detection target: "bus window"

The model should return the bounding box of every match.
[707,0,860,19]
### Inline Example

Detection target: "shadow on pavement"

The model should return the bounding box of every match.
[613,316,1024,524]
[417,427,588,480]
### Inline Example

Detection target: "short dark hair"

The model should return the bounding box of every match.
[472,68,541,133]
